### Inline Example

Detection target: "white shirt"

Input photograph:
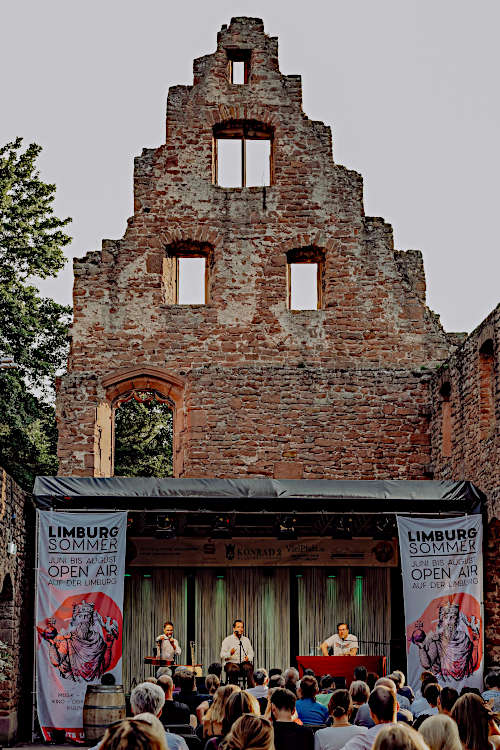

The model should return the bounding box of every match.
[314,725,367,750]
[156,634,181,661]
[220,634,254,664]
[343,722,394,750]
[324,633,358,655]
[246,684,268,698]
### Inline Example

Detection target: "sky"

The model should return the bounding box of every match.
[1,0,499,333]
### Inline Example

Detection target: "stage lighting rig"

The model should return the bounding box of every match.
[276,515,297,540]
[332,515,353,539]
[211,515,232,539]
[154,514,177,539]
[374,514,395,540]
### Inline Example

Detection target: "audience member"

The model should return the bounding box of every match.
[392,670,415,704]
[207,663,223,679]
[412,677,440,718]
[437,686,458,717]
[366,672,379,691]
[348,680,370,724]
[145,677,159,684]
[371,723,429,750]
[296,676,329,724]
[353,666,368,683]
[129,683,188,750]
[413,684,441,729]
[247,669,269,699]
[316,675,336,707]
[158,675,190,726]
[196,675,222,724]
[100,714,167,750]
[176,668,208,713]
[269,668,283,678]
[284,667,300,695]
[315,689,367,750]
[101,673,116,685]
[483,671,500,713]
[270,688,314,750]
[459,686,482,697]
[354,678,411,727]
[268,674,285,689]
[451,693,500,750]
[199,684,240,740]
[219,714,273,750]
[344,686,397,750]
[419,714,462,750]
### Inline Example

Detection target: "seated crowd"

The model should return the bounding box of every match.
[97,664,500,750]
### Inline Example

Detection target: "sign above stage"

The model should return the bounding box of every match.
[127,536,398,567]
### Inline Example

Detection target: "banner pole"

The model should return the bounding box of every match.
[32,508,40,742]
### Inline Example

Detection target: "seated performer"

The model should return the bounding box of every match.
[220,619,255,687]
[156,620,182,663]
[321,622,358,656]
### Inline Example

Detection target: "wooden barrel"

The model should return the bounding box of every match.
[83,684,126,742]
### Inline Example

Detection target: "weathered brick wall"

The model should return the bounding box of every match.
[0,469,34,742]
[57,16,455,478]
[429,306,500,664]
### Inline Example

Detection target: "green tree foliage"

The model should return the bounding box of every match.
[0,138,72,489]
[114,397,173,477]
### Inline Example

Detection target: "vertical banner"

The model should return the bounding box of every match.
[397,515,483,693]
[36,511,127,741]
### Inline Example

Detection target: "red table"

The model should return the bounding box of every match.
[296,655,386,687]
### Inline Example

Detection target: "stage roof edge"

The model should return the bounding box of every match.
[33,477,484,514]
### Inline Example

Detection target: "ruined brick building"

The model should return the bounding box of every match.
[53,17,498,659]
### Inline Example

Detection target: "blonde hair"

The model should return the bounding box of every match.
[372,723,430,750]
[220,714,273,750]
[100,714,166,750]
[419,714,462,750]
[204,684,240,724]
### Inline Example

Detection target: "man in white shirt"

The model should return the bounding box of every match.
[343,686,397,750]
[321,622,358,656]
[220,618,255,687]
[156,621,182,663]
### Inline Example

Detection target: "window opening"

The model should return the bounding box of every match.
[178,257,206,304]
[227,49,250,84]
[231,61,245,84]
[213,121,272,188]
[479,339,495,439]
[289,263,318,310]
[439,382,452,458]
[114,391,173,477]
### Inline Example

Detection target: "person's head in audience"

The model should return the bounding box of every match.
[101,672,116,685]
[208,662,223,679]
[156,667,171,679]
[367,672,379,691]
[220,714,273,750]
[354,665,368,683]
[375,677,397,692]
[204,684,240,725]
[130,682,165,717]
[145,676,158,684]
[100,714,166,750]
[254,669,269,686]
[423,682,441,709]
[270,688,296,722]
[349,680,370,706]
[172,666,185,687]
[268,674,285,689]
[283,667,299,694]
[178,668,196,693]
[206,674,220,694]
[157,674,174,700]
[320,674,335,692]
[392,670,406,686]
[368,686,397,725]
[371,722,430,750]
[298,675,319,701]
[451,692,494,750]
[420,671,435,684]
[419,713,462,750]
[437,686,458,716]
[389,672,403,689]
[303,668,316,677]
[485,671,500,690]
[327,689,352,722]
[269,668,282,678]
[221,689,260,736]
[459,685,482,697]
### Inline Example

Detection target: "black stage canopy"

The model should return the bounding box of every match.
[33,477,483,513]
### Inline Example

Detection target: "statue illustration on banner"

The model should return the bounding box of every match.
[37,593,121,683]
[408,593,481,683]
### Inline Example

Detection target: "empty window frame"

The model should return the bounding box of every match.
[478,339,495,439]
[213,121,272,188]
[227,49,251,84]
[286,247,325,310]
[164,242,211,305]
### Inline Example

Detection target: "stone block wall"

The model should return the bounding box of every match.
[0,469,35,742]
[429,305,500,663]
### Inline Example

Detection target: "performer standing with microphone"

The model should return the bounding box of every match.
[220,618,255,687]
[156,620,182,663]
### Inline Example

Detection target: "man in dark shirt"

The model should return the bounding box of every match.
[271,688,314,750]
[176,668,209,714]
[158,675,190,725]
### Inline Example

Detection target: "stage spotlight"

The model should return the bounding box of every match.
[154,515,177,539]
[277,515,297,539]
[373,515,395,540]
[332,516,353,539]
[211,515,232,538]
